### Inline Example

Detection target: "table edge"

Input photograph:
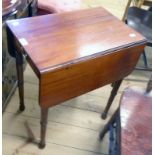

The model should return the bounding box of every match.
[39,40,147,74]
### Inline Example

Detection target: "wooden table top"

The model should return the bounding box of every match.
[6,7,146,75]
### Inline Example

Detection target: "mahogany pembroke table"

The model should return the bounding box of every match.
[6,7,146,148]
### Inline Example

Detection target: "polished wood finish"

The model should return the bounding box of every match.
[121,88,152,155]
[40,45,144,108]
[7,8,146,73]
[39,108,49,149]
[100,87,152,155]
[15,51,25,111]
[6,7,146,148]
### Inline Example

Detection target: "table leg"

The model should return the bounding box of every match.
[15,51,25,111]
[39,108,49,149]
[101,79,122,119]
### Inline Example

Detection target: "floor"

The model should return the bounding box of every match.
[2,1,152,155]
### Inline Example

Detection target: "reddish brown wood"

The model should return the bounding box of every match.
[40,45,145,108]
[6,7,147,148]
[100,88,152,154]
[37,8,52,15]
[6,7,146,108]
[39,108,48,149]
[15,51,25,111]
[6,8,146,74]
[121,88,152,155]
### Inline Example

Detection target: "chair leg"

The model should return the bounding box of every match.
[39,108,49,149]
[101,79,123,119]
[99,109,119,141]
[115,108,121,155]
[109,124,115,155]
[146,76,152,93]
[142,51,148,68]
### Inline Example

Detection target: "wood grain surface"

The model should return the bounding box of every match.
[39,45,145,108]
[6,7,146,73]
[121,88,152,155]
[6,7,147,108]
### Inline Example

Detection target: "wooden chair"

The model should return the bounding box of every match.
[134,0,152,8]
[126,6,152,69]
[100,87,152,155]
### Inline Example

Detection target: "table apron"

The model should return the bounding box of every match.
[39,45,145,108]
